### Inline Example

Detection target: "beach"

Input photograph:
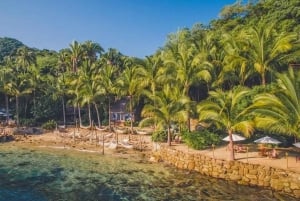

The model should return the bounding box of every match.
[4,127,300,173]
[1,127,300,200]
[5,127,153,160]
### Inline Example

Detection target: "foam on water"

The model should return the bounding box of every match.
[0,144,297,201]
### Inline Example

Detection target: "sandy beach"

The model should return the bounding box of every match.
[4,127,153,161]
[3,127,300,174]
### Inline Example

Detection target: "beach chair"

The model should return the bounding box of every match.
[235,145,247,153]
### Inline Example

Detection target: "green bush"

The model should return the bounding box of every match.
[182,130,221,150]
[20,118,36,127]
[151,130,168,142]
[41,120,56,130]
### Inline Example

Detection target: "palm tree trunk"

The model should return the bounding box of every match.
[108,97,112,131]
[62,96,66,126]
[78,104,82,127]
[167,125,172,146]
[94,103,101,127]
[33,89,36,118]
[261,70,266,86]
[187,112,191,132]
[16,95,19,128]
[153,88,157,131]
[185,86,191,132]
[88,103,92,127]
[73,105,76,127]
[130,96,133,136]
[228,130,235,161]
[5,94,9,122]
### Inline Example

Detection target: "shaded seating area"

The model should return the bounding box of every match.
[234,145,247,153]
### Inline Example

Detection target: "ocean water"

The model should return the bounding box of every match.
[0,144,297,201]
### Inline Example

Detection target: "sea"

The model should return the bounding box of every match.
[0,143,297,201]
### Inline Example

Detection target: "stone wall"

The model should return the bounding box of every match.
[152,145,300,198]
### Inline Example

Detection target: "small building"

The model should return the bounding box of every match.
[110,98,134,126]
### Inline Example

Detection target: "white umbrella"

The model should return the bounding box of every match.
[254,136,281,144]
[222,134,246,142]
[293,142,300,148]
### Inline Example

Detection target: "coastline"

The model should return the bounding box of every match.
[4,128,153,161]
[2,127,300,199]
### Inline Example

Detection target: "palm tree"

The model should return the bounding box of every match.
[239,21,297,85]
[221,32,253,86]
[6,73,32,127]
[116,62,146,135]
[163,29,212,131]
[16,46,36,72]
[15,46,37,120]
[197,86,254,160]
[0,57,14,122]
[82,40,104,63]
[98,62,117,130]
[138,55,165,130]
[69,41,83,73]
[251,67,300,140]
[140,84,188,146]
[55,50,71,125]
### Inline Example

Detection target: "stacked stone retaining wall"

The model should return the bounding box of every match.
[153,145,300,198]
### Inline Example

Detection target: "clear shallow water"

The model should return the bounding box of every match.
[0,144,297,201]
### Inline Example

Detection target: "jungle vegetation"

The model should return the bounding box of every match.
[1,0,300,160]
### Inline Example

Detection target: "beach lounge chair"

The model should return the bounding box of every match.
[120,139,134,149]
[104,140,117,149]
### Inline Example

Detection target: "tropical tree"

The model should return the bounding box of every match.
[140,84,188,146]
[163,29,212,131]
[16,46,36,72]
[221,32,253,86]
[251,67,300,140]
[6,73,32,127]
[75,60,100,127]
[116,61,146,135]
[82,40,104,63]
[239,21,298,85]
[69,41,83,73]
[138,55,165,130]
[98,61,117,130]
[197,86,254,160]
[0,57,14,122]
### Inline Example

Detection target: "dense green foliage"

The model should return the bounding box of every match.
[41,120,57,130]
[0,0,299,156]
[151,130,168,143]
[182,130,221,150]
[0,37,24,64]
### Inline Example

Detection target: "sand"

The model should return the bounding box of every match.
[6,127,153,160]
[3,127,300,173]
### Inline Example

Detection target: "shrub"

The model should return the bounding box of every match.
[20,118,36,127]
[182,130,221,150]
[41,120,56,130]
[151,130,168,142]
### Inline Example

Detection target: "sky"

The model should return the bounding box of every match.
[0,0,236,58]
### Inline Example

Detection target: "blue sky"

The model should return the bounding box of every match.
[0,0,235,58]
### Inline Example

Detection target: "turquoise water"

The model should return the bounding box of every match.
[0,144,297,201]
